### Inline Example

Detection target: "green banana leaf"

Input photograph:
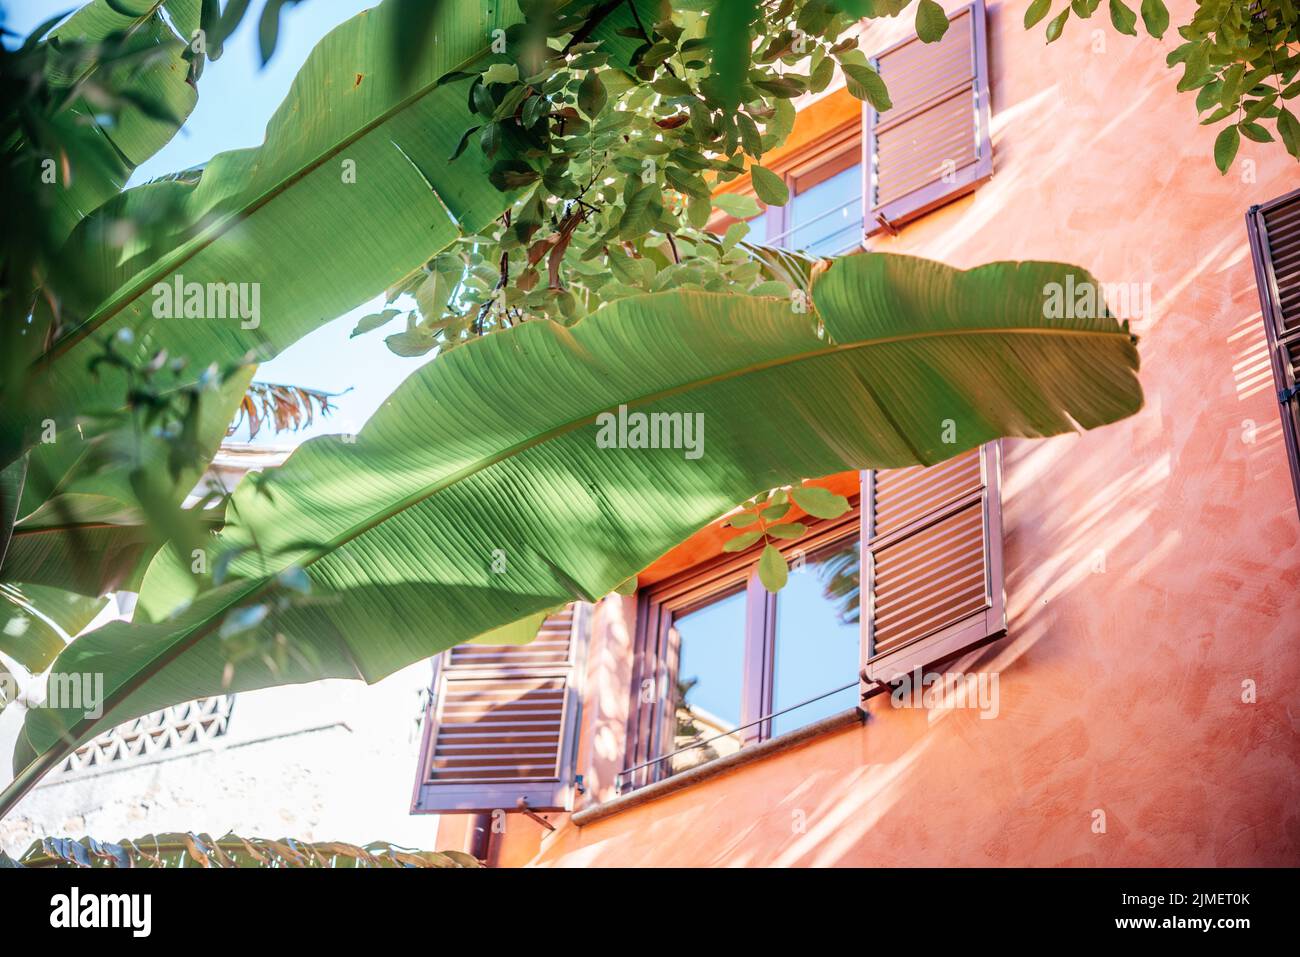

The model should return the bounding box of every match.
[1,365,254,597]
[0,458,23,573]
[12,831,480,868]
[0,583,106,672]
[6,252,1143,799]
[0,583,106,718]
[42,0,203,246]
[5,0,652,468]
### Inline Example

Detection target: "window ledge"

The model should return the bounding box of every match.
[570,708,864,828]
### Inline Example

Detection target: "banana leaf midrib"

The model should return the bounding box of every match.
[11,520,142,534]
[10,511,225,534]
[226,312,1138,581]
[45,76,470,364]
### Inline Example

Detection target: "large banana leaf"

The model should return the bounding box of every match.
[0,365,253,597]
[0,0,200,478]
[4,253,1143,802]
[0,582,107,720]
[3,0,653,467]
[0,583,106,717]
[42,0,202,246]
[8,832,480,868]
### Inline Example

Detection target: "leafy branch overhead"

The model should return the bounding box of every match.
[1025,0,1300,172]
[347,0,912,358]
[722,484,853,591]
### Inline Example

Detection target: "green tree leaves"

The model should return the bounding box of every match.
[750,165,790,206]
[916,0,951,43]
[1030,0,1298,172]
[577,69,607,118]
[1139,0,1169,38]
[715,193,763,218]
[1279,108,1300,159]
[1108,0,1138,37]
[790,485,850,519]
[1214,124,1241,173]
[618,182,661,238]
[1025,0,1053,28]
[843,62,891,111]
[1046,7,1070,42]
[758,544,789,592]
[351,309,403,338]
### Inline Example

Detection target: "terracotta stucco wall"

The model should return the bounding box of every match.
[439,0,1300,866]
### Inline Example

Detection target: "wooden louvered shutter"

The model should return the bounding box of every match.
[860,443,1004,687]
[1247,187,1300,520]
[863,0,992,236]
[411,604,590,814]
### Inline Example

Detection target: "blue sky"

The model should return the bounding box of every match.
[3,0,435,446]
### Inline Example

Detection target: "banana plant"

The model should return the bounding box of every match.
[4,832,480,868]
[1,252,1144,815]
[1,0,654,471]
[0,0,657,628]
[0,584,108,717]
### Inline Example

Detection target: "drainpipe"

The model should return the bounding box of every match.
[466,813,492,865]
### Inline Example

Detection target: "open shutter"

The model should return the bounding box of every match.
[863,0,991,236]
[860,443,1004,689]
[1247,187,1300,520]
[411,603,590,814]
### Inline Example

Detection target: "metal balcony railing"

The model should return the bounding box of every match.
[615,679,858,792]
[765,194,864,257]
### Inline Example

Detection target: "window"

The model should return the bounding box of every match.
[771,536,861,736]
[626,445,1005,792]
[721,122,863,256]
[763,125,863,255]
[624,505,861,791]
[863,0,992,236]
[408,456,1005,808]
[1247,186,1300,520]
[784,160,864,256]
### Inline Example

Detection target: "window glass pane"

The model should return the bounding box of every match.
[743,211,767,243]
[786,164,863,256]
[771,534,861,737]
[669,587,747,773]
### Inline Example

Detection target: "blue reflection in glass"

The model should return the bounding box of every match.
[771,536,861,737]
[674,588,747,730]
[786,164,863,256]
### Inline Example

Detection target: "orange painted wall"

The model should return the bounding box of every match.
[437,0,1300,866]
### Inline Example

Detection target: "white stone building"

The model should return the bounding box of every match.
[0,445,438,856]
